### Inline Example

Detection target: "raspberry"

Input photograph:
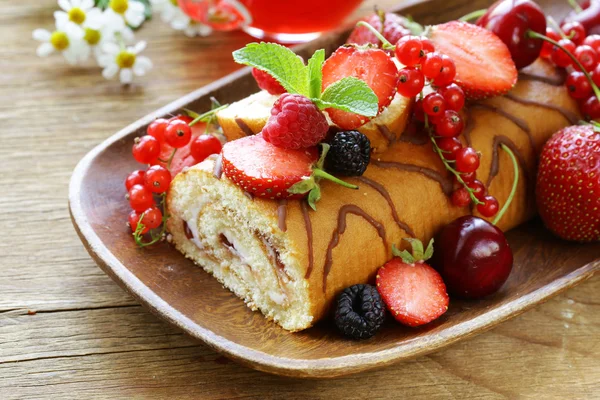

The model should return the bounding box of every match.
[262,93,328,149]
[251,68,286,95]
[325,131,371,176]
[334,284,386,340]
[347,12,410,46]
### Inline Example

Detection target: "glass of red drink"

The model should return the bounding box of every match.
[178,0,364,43]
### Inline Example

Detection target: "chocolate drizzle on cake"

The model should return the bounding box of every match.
[371,160,454,195]
[471,103,535,152]
[518,71,566,86]
[355,176,415,237]
[377,124,396,144]
[213,154,223,179]
[377,123,428,146]
[235,118,255,136]
[243,191,254,200]
[301,202,314,279]
[463,111,475,147]
[277,199,287,232]
[503,93,579,125]
[323,205,386,292]
[183,220,194,240]
[487,135,530,188]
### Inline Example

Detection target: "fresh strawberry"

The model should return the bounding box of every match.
[429,21,517,100]
[536,125,600,242]
[322,46,398,129]
[221,134,319,199]
[346,12,410,46]
[376,239,449,327]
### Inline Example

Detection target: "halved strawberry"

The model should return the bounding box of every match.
[429,21,517,100]
[221,134,319,200]
[322,46,398,130]
[376,239,449,327]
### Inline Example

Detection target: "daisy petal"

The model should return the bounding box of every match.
[132,40,146,54]
[120,68,133,84]
[54,10,69,26]
[170,15,190,30]
[32,28,51,41]
[64,23,84,39]
[85,8,104,29]
[57,0,72,12]
[102,41,120,55]
[134,56,152,74]
[71,0,81,7]
[125,10,145,28]
[102,63,119,79]
[121,27,135,43]
[80,0,93,11]
[129,1,145,12]
[197,24,212,36]
[36,43,54,57]
[96,54,113,67]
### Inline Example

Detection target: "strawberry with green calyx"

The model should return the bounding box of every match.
[376,238,449,327]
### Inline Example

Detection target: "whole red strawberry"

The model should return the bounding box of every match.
[537,125,600,242]
[262,93,329,149]
[376,238,449,327]
[347,12,410,46]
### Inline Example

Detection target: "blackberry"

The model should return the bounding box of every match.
[325,131,371,176]
[334,284,386,340]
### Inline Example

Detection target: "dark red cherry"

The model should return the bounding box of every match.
[431,216,513,299]
[477,0,546,69]
[564,0,600,37]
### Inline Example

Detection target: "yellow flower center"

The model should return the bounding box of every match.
[84,28,101,45]
[68,7,86,24]
[50,31,69,51]
[170,0,178,5]
[110,0,128,15]
[116,51,136,68]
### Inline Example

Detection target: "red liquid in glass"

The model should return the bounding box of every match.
[239,0,363,34]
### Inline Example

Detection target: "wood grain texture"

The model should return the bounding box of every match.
[1,0,599,397]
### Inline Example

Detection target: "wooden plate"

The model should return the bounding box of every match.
[69,0,600,378]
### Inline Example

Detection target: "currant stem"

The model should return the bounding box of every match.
[313,168,359,190]
[189,104,228,127]
[133,193,169,248]
[527,30,600,102]
[567,0,583,13]
[166,148,177,170]
[546,16,569,40]
[355,21,395,50]
[458,9,487,22]
[492,144,519,225]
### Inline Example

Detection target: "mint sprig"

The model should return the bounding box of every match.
[233,42,379,118]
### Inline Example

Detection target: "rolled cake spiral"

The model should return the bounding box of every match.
[166,59,579,331]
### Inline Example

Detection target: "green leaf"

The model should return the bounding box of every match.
[316,143,330,170]
[307,49,325,99]
[288,177,316,195]
[423,238,434,261]
[94,0,110,9]
[307,185,321,211]
[404,238,424,260]
[233,43,308,96]
[392,244,416,264]
[316,77,378,117]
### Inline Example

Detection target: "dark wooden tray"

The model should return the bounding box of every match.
[69,0,599,378]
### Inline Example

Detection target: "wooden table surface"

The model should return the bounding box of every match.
[1,0,599,398]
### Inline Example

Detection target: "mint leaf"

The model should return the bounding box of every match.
[233,43,308,96]
[315,77,378,117]
[307,49,325,99]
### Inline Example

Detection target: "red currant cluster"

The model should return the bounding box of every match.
[125,113,223,246]
[394,36,498,217]
[541,21,600,119]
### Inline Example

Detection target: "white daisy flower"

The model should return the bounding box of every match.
[181,20,213,37]
[54,0,104,32]
[150,0,212,37]
[98,41,152,84]
[104,0,146,29]
[32,22,87,65]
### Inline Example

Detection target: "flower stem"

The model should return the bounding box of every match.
[459,9,487,22]
[313,168,358,189]
[527,30,600,102]
[355,21,395,50]
[492,144,519,225]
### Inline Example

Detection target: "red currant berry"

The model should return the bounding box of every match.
[566,71,593,99]
[132,136,160,164]
[169,115,194,124]
[421,38,435,54]
[451,188,471,207]
[395,36,425,67]
[455,147,480,173]
[432,55,456,87]
[140,207,163,230]
[147,118,169,144]
[190,135,223,162]
[574,45,598,72]
[467,179,487,201]
[477,195,499,217]
[583,34,600,54]
[164,120,192,148]
[422,52,443,79]
[128,184,155,212]
[581,95,600,119]
[437,83,465,111]
[125,170,146,191]
[435,110,464,137]
[551,39,576,68]
[128,210,149,234]
[397,67,425,98]
[413,98,425,122]
[459,171,476,183]
[592,64,600,87]
[436,137,462,160]
[423,92,446,117]
[144,165,172,193]
[561,21,586,46]
[541,29,561,59]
